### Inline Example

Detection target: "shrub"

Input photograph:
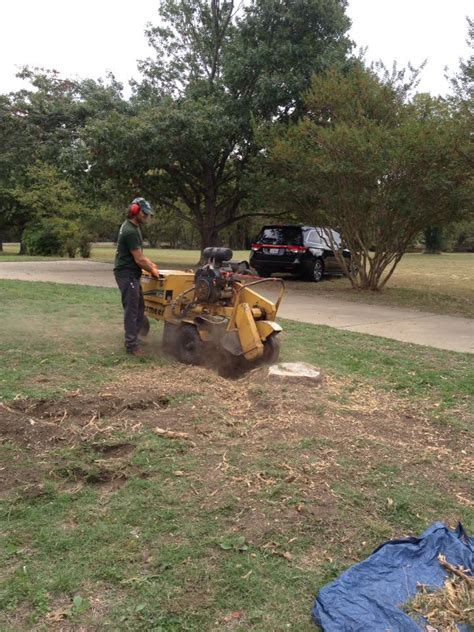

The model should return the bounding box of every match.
[446,219,474,252]
[423,227,445,254]
[79,235,92,258]
[23,218,82,257]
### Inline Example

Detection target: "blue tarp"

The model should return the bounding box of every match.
[312,522,474,631]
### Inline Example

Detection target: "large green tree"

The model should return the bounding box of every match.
[0,69,125,252]
[260,66,473,290]
[423,20,474,256]
[84,0,352,252]
[449,16,473,103]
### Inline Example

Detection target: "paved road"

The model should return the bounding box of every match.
[1,260,473,354]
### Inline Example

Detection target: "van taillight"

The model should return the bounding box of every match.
[287,246,307,254]
[251,243,262,251]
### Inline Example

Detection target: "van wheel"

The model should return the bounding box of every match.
[255,267,271,278]
[349,261,359,277]
[308,259,324,282]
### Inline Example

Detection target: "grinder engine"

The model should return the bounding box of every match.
[194,247,235,303]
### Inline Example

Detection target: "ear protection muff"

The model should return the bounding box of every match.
[129,203,141,216]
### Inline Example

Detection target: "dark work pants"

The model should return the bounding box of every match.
[114,273,145,352]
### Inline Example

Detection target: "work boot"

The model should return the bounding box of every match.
[127,348,147,357]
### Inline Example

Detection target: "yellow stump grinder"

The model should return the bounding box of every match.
[140,247,284,375]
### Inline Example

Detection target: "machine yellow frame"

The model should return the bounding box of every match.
[140,270,284,365]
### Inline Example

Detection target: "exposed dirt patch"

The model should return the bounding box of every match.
[9,393,169,423]
[0,393,170,450]
[0,393,168,496]
[91,442,135,458]
[1,364,472,519]
[0,402,68,447]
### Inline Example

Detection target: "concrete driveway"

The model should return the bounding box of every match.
[1,259,473,354]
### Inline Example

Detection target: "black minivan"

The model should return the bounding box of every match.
[249,225,353,282]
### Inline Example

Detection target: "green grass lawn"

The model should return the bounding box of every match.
[2,244,473,317]
[0,280,472,630]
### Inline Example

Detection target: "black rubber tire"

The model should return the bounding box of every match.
[348,260,359,277]
[176,324,204,365]
[308,258,324,282]
[261,334,281,364]
[139,316,150,338]
[254,267,271,278]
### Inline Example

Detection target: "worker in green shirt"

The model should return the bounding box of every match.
[114,197,160,356]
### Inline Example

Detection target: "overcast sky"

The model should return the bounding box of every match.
[0,0,471,96]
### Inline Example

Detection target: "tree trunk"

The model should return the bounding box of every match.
[17,223,28,254]
[198,177,220,262]
[198,226,220,263]
[424,226,443,254]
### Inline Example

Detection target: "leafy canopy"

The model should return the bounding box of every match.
[261,65,473,289]
[85,0,352,251]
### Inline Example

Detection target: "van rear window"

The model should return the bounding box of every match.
[257,227,303,246]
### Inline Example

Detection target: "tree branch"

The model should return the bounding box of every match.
[216,208,289,231]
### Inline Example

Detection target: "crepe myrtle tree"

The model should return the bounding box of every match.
[260,66,473,290]
[84,0,352,254]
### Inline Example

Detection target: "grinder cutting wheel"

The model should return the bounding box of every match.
[140,247,284,375]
